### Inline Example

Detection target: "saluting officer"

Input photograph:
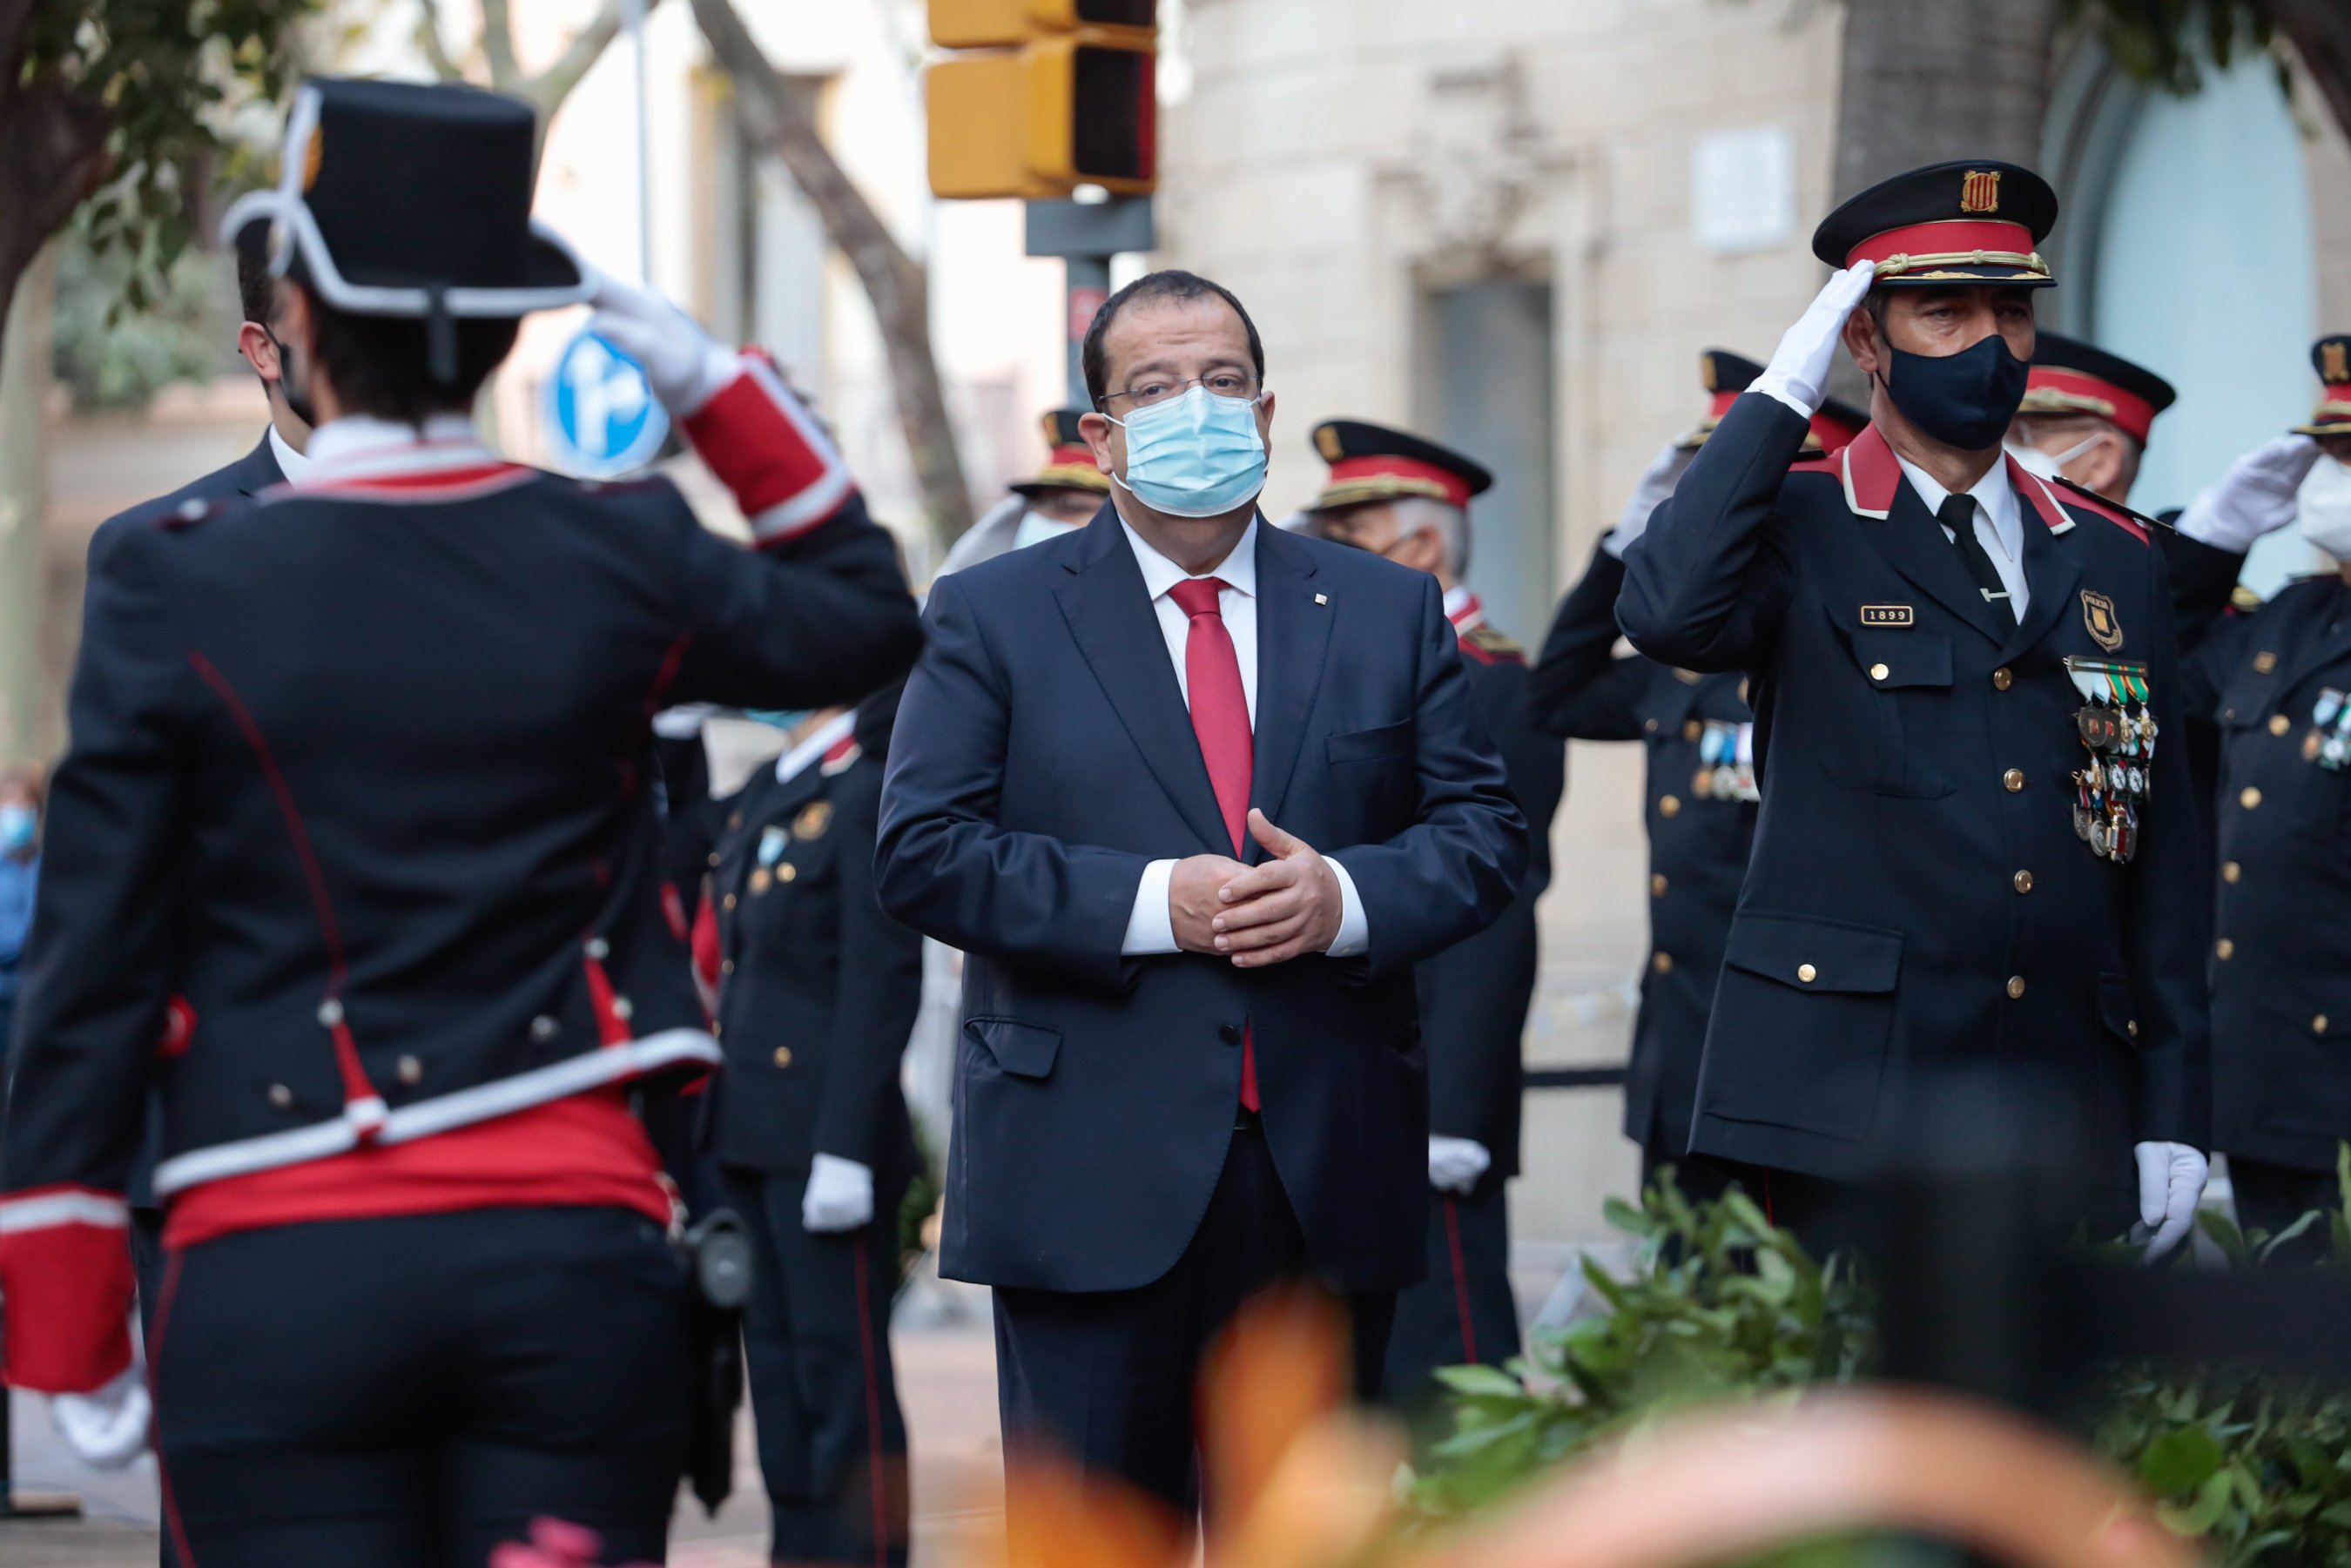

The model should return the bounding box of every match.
[2165,338,2351,1254]
[937,410,1115,574]
[1306,419,1565,1396]
[1531,353,1864,1197]
[0,79,920,1563]
[1617,160,2211,1255]
[692,685,923,1566]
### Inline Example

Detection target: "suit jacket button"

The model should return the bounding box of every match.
[1644,718,1658,733]
[530,1015,560,1041]
[2005,975,2026,999]
[2216,938,2236,960]
[2013,870,2033,893]
[396,1054,423,1086]
[2222,861,2242,884]
[2316,1015,2331,1035]
[317,998,344,1027]
[724,893,738,911]
[721,959,735,976]
[1659,794,1681,817]
[1218,1024,1242,1045]
[266,1083,294,1109]
[2270,714,2293,736]
[2003,769,2025,792]
[1653,952,1674,974]
[707,851,722,867]
[585,938,610,961]
[1796,964,1816,983]
[1992,667,2013,690]
[2240,787,2262,810]
[1651,873,1667,897]
[611,996,634,1021]
[773,1046,793,1067]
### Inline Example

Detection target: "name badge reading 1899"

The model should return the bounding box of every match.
[1859,605,1915,628]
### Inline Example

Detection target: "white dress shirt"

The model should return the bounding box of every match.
[1115,515,1370,958]
[774,710,859,786]
[267,424,313,485]
[1895,454,2032,617]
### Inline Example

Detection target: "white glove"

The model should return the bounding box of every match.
[1752,263,1876,418]
[1428,1135,1492,1195]
[51,1367,152,1470]
[2176,436,2323,553]
[2133,1141,2210,1263]
[1604,441,1699,559]
[650,702,718,740]
[585,273,742,418]
[802,1152,877,1233]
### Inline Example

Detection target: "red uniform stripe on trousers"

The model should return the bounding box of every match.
[1441,1195,1478,1366]
[853,1240,888,1568]
[150,1248,200,1568]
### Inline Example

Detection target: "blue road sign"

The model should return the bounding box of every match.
[544,327,670,478]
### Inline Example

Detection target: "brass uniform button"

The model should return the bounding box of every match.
[723,892,738,911]
[396,1054,424,1087]
[2126,1020,2139,1038]
[1659,795,1681,817]
[1653,952,1674,974]
[772,1046,793,1068]
[317,998,345,1027]
[707,851,721,868]
[2316,1015,2332,1035]
[2241,786,2262,810]
[721,959,735,976]
[778,864,798,883]
[1693,769,1710,795]
[2005,976,2026,1000]
[2270,713,2293,736]
[267,1083,295,1109]
[529,1015,559,1041]
[749,867,772,896]
[2013,870,2033,893]
[2003,769,2024,792]
[726,811,744,831]
[2255,651,2279,673]
[1739,677,1750,703]
[1869,663,1890,682]
[2222,862,2242,884]
[1796,963,1817,983]
[1991,667,2013,691]
[611,996,633,1020]
[1682,719,1703,742]
[1650,873,1667,897]
[2216,938,2235,960]
[1644,718,1658,734]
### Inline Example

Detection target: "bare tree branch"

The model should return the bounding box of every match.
[479,0,522,92]
[689,0,975,542]
[413,0,466,84]
[527,0,642,121]
[2259,0,2351,149]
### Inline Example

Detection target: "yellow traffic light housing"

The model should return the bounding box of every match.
[926,0,1156,199]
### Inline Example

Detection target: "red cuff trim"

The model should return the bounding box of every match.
[0,1189,136,1394]
[681,356,857,542]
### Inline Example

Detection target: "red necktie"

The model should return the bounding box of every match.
[1167,576,1259,1109]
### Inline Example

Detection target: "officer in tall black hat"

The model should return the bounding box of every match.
[0,77,920,1564]
[2160,338,2351,1257]
[1616,159,2210,1256]
[1304,418,1565,1401]
[686,683,923,1566]
[936,409,1113,574]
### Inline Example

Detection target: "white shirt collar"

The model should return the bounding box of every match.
[302,413,493,482]
[1442,582,1474,617]
[1894,454,2022,542]
[1121,514,1260,602]
[267,424,313,485]
[774,710,859,787]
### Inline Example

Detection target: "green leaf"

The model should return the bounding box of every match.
[1433,1363,1527,1400]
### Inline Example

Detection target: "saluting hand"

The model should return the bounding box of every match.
[1210,810,1344,967]
[1752,261,1875,417]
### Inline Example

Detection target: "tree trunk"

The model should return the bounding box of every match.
[1831,0,2065,203]
[0,64,115,375]
[0,246,57,763]
[687,0,975,546]
[2260,0,2351,148]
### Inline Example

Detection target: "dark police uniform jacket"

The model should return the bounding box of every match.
[1419,596,1563,1179]
[0,400,921,1393]
[87,432,286,1211]
[2171,533,2351,1173]
[700,699,923,1181]
[1533,541,1757,1160]
[1617,394,2209,1191]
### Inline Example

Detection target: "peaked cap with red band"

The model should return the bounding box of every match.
[1307,419,1493,513]
[2292,335,2351,437]
[1682,347,1865,455]
[1812,158,2058,290]
[1010,407,1110,496]
[2022,332,2177,447]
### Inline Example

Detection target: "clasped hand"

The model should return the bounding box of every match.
[1169,809,1343,967]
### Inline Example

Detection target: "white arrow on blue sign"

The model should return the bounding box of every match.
[543,327,670,479]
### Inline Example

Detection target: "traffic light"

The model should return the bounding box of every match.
[926,0,1155,199]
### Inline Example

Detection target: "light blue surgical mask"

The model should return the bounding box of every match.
[1013,510,1085,551]
[0,803,33,854]
[1108,386,1268,519]
[741,709,812,731]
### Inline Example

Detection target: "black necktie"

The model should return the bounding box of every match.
[1937,494,2016,623]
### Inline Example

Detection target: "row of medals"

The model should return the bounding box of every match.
[2068,657,2155,865]
[1691,719,1760,803]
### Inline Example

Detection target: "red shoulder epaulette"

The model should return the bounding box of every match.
[1786,454,1840,476]
[2051,476,2159,546]
[1458,624,1526,666]
[818,735,862,775]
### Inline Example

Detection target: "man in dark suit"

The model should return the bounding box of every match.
[1302,419,1563,1400]
[875,269,1527,1518]
[1616,161,2210,1257]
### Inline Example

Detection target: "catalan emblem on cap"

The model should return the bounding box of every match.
[1960,169,2002,215]
[2081,590,2124,652]
[2294,335,2351,436]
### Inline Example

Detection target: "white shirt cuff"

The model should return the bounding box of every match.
[1751,380,1815,422]
[1324,855,1370,958]
[1122,858,1181,955]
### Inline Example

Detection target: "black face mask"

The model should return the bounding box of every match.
[265,327,319,429]
[1879,332,2031,453]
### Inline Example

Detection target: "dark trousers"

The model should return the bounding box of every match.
[721,1166,910,1568]
[1384,1180,1517,1409]
[992,1124,1396,1522]
[2231,1154,2341,1264]
[153,1206,692,1568]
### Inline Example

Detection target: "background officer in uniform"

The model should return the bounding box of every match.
[1303,418,1564,1399]
[1530,349,1860,1197]
[2008,333,2179,501]
[695,684,923,1565]
[1617,160,2210,1257]
[937,409,1113,574]
[2165,337,2351,1254]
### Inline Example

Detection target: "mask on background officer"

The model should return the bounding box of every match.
[2008,333,2178,503]
[1615,158,2211,1262]
[934,409,1112,575]
[1307,419,1566,1407]
[2166,335,2351,1259]
[1529,348,1863,1205]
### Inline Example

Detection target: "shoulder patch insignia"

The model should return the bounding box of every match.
[1459,624,1525,665]
[1859,604,1914,628]
[2080,589,2124,652]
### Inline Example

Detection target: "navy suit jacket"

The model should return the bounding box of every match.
[877,507,1527,1294]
